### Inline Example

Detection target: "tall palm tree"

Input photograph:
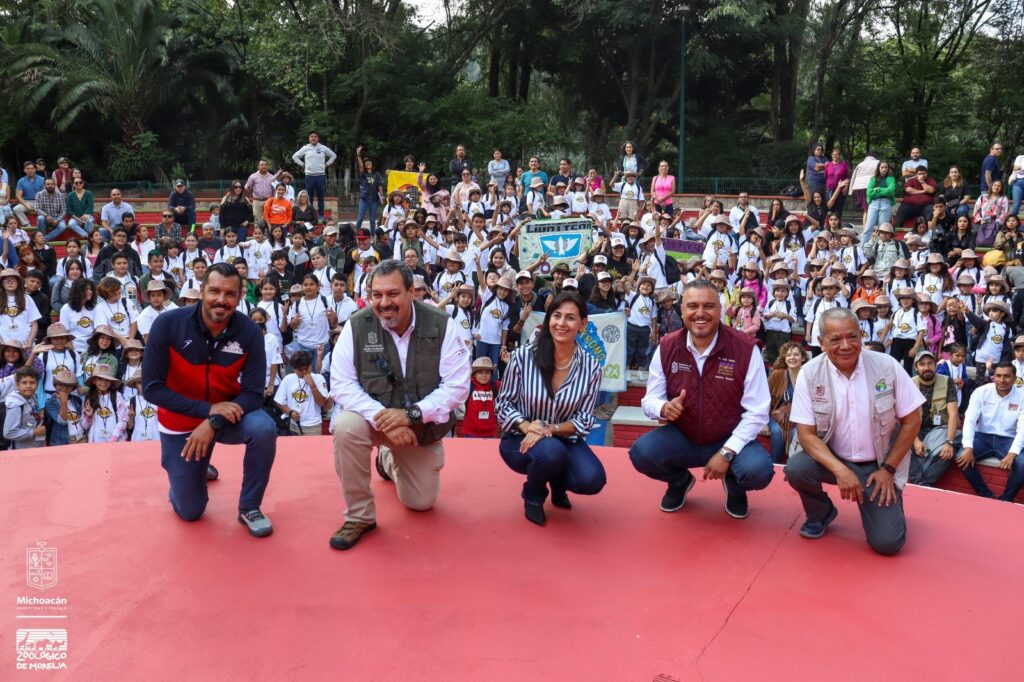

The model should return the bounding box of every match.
[6,0,224,147]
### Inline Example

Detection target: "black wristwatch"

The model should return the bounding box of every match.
[406,405,422,425]
[880,462,897,475]
[208,414,226,430]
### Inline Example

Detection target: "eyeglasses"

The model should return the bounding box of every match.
[162,214,173,218]
[73,180,83,185]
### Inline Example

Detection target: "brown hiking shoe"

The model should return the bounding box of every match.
[329,520,377,550]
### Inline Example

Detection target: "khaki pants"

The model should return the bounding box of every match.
[290,422,322,436]
[252,199,266,224]
[12,202,35,227]
[333,410,445,523]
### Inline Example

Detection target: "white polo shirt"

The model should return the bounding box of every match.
[962,383,1024,453]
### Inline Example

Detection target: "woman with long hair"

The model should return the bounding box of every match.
[0,268,41,348]
[767,342,805,463]
[861,160,895,247]
[50,259,85,316]
[292,190,317,225]
[973,179,1009,247]
[942,166,971,218]
[83,229,105,269]
[495,292,607,526]
[59,277,97,353]
[588,272,622,314]
[619,141,648,178]
[220,180,255,242]
[31,230,57,286]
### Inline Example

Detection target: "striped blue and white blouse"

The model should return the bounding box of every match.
[496,343,602,439]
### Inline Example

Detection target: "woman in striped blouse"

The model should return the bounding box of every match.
[496,292,607,526]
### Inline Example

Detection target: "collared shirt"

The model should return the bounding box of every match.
[329,307,471,430]
[34,189,66,219]
[101,201,134,227]
[496,343,603,439]
[245,170,276,200]
[962,384,1024,452]
[791,353,924,462]
[641,330,770,454]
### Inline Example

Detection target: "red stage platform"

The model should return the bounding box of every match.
[1,438,1020,680]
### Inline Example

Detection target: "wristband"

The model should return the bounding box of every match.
[880,462,897,475]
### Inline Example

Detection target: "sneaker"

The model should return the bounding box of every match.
[722,479,749,519]
[237,508,273,538]
[659,471,696,512]
[799,503,839,539]
[375,451,392,482]
[329,520,377,550]
[524,502,546,526]
[206,464,219,481]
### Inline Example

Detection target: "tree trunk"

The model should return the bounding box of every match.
[506,41,519,99]
[488,42,501,98]
[518,57,531,101]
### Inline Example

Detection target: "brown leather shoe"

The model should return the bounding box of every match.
[329,520,377,550]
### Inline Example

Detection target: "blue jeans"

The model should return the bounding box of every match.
[861,198,893,247]
[961,432,1024,501]
[160,410,277,521]
[476,341,502,378]
[499,434,607,504]
[66,216,92,237]
[306,175,327,216]
[629,423,775,496]
[355,198,378,230]
[768,417,794,464]
[1011,178,1024,219]
[38,216,67,240]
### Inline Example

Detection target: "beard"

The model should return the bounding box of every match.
[919,370,935,382]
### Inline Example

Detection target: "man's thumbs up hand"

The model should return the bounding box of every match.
[660,388,686,421]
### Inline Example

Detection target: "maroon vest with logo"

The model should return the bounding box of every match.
[660,325,754,445]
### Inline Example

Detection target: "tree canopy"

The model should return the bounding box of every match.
[1,0,1021,185]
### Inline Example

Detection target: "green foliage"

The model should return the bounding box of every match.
[108,132,168,180]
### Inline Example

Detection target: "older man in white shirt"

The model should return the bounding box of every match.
[786,307,924,555]
[956,362,1024,501]
[328,260,471,550]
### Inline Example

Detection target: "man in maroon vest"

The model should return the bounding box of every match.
[629,280,774,518]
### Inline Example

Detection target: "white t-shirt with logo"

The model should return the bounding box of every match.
[891,306,926,340]
[128,392,159,441]
[274,373,327,427]
[476,289,509,345]
[1,294,41,347]
[94,298,136,338]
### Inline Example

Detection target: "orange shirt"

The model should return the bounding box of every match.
[263,197,292,226]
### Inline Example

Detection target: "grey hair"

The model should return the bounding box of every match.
[819,307,858,334]
[368,260,414,291]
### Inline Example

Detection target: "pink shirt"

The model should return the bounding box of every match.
[653,174,675,204]
[791,353,923,462]
[825,160,850,191]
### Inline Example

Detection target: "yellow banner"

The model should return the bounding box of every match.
[387,170,420,195]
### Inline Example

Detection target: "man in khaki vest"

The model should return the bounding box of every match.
[786,307,924,555]
[909,350,961,487]
[328,261,471,550]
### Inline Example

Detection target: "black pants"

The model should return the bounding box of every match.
[891,337,916,373]
[894,202,931,228]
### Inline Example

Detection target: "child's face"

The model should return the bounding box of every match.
[149,256,164,272]
[127,350,142,363]
[273,258,287,272]
[951,350,965,365]
[457,292,472,307]
[711,280,724,292]
[113,260,128,276]
[774,289,787,300]
[193,263,207,278]
[639,282,653,296]
[236,264,249,279]
[293,365,310,378]
[473,369,492,384]
[331,280,345,298]
[822,287,837,300]
[94,378,111,393]
[261,284,276,300]
[25,277,41,293]
[857,309,871,320]
[98,335,112,349]
[991,309,1005,322]
[16,376,36,399]
[1015,347,1024,361]
[3,348,19,364]
[226,232,237,245]
[496,286,511,300]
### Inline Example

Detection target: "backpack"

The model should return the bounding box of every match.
[655,251,681,285]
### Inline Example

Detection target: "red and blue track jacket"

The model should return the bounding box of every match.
[141,304,266,432]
